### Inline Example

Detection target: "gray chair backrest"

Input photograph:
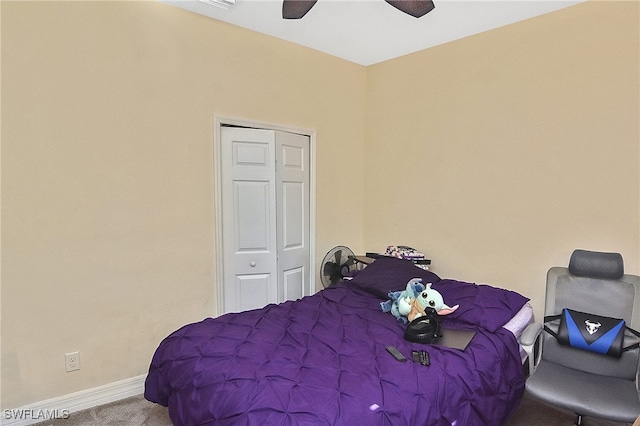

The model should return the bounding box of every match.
[542,250,640,380]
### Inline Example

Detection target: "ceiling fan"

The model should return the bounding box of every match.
[282,0,435,19]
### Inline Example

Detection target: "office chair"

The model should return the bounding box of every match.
[521,249,640,425]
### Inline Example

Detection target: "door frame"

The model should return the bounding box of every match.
[213,115,317,316]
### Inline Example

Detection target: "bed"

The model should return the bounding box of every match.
[144,256,531,425]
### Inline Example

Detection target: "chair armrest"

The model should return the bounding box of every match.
[520,322,542,346]
[520,322,543,376]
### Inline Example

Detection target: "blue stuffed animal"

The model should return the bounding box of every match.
[380,278,425,324]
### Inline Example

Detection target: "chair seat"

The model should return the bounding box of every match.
[526,360,640,423]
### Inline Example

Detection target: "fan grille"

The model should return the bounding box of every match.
[320,246,356,288]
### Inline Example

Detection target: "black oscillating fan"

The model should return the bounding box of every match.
[320,246,357,288]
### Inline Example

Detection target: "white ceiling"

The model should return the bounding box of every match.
[162,0,585,66]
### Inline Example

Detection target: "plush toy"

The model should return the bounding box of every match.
[381,278,459,323]
[380,278,425,324]
[411,282,459,321]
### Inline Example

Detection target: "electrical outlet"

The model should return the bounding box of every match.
[65,352,80,372]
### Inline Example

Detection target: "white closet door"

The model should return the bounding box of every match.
[276,131,310,302]
[220,127,311,314]
[221,127,277,313]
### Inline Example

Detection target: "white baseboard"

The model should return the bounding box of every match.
[2,374,146,426]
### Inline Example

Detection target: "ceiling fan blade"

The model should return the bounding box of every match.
[384,0,435,18]
[282,0,318,19]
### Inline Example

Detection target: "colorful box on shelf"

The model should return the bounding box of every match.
[385,245,427,261]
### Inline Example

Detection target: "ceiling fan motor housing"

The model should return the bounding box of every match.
[282,0,435,19]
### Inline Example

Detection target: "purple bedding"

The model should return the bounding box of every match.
[145,257,528,425]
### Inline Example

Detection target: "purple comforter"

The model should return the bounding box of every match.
[145,257,527,426]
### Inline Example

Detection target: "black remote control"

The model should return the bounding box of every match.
[412,350,430,366]
[420,350,430,366]
[386,346,407,362]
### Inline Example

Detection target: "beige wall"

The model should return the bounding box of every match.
[1,0,638,411]
[365,0,639,322]
[1,1,366,408]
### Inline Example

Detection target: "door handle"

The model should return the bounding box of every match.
[250,261,257,267]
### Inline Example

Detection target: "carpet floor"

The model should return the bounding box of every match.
[33,393,634,426]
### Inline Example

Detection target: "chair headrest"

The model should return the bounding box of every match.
[568,249,624,279]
